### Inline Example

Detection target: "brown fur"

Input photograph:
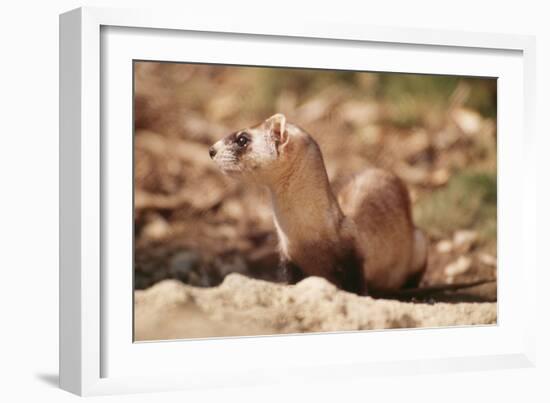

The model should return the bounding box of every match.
[210,113,427,294]
[338,169,426,291]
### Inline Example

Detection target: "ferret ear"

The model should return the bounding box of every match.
[266,113,288,147]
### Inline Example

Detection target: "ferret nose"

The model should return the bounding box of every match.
[209,146,217,159]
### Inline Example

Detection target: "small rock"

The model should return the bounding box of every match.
[187,271,204,287]
[433,128,460,150]
[207,93,240,120]
[298,97,332,123]
[359,125,382,145]
[430,168,450,186]
[453,230,478,252]
[405,130,430,157]
[221,199,244,221]
[452,107,482,136]
[436,239,454,254]
[339,100,380,127]
[394,161,430,185]
[214,255,248,279]
[169,250,201,282]
[142,215,171,240]
[216,225,239,240]
[199,270,215,287]
[444,256,472,277]
[478,253,497,267]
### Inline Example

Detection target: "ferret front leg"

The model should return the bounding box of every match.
[337,250,368,296]
[277,259,305,284]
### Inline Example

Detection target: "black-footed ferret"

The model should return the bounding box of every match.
[209,113,486,296]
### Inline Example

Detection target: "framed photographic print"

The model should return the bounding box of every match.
[59,6,537,396]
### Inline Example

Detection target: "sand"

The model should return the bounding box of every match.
[134,273,496,341]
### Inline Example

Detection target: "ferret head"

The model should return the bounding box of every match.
[209,113,298,184]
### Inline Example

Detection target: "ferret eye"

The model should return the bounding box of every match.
[236,134,249,147]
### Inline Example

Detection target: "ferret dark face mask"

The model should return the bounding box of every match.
[209,114,288,181]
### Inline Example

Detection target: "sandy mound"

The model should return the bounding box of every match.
[134,274,496,341]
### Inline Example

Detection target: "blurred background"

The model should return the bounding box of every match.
[134,61,497,301]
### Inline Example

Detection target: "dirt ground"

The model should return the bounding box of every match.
[133,62,498,339]
[134,274,496,341]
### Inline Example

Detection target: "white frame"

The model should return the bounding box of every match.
[59,6,537,396]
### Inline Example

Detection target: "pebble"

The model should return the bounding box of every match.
[436,239,454,254]
[169,250,201,282]
[444,256,472,277]
[478,253,497,267]
[221,199,244,221]
[142,216,171,240]
[452,108,483,136]
[430,168,450,186]
[214,255,248,278]
[453,230,478,252]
